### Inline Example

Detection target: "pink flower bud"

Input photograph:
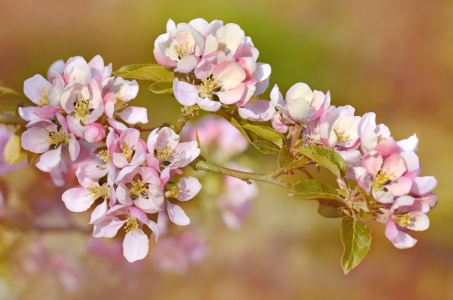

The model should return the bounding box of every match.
[84,123,106,143]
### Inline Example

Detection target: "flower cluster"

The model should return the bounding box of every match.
[20,55,146,186]
[155,18,271,112]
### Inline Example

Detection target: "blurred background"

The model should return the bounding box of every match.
[0,0,452,299]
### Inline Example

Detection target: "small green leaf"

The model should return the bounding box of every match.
[4,134,27,164]
[229,117,253,144]
[253,140,279,155]
[149,82,174,95]
[289,157,308,170]
[298,145,347,175]
[242,124,284,148]
[278,146,294,169]
[114,64,174,82]
[359,210,372,220]
[288,180,343,202]
[340,216,371,274]
[317,203,342,218]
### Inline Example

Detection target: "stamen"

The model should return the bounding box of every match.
[198,75,220,99]
[115,94,127,111]
[157,143,173,160]
[47,130,68,148]
[97,150,111,163]
[121,142,136,163]
[396,213,413,228]
[129,179,148,198]
[334,125,350,143]
[38,90,50,106]
[375,169,395,185]
[174,42,190,60]
[217,44,227,52]
[124,216,139,233]
[168,183,183,199]
[86,183,101,200]
[74,97,90,120]
[248,94,258,105]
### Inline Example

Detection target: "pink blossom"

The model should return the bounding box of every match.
[320,105,361,149]
[110,128,146,169]
[357,112,391,153]
[384,195,430,249]
[84,123,106,143]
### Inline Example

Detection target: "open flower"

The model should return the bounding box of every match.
[154,19,204,73]
[320,105,361,149]
[384,195,430,249]
[110,128,146,169]
[355,139,414,203]
[271,83,327,133]
[358,112,391,153]
[91,204,159,262]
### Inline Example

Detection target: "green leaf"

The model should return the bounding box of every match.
[340,216,371,274]
[278,146,294,169]
[317,203,342,218]
[288,180,343,202]
[252,140,279,155]
[149,82,174,95]
[114,64,174,82]
[242,124,284,148]
[278,146,308,170]
[294,145,347,178]
[229,117,253,144]
[4,134,27,164]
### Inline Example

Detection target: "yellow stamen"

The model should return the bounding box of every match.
[121,142,136,163]
[334,125,350,143]
[396,213,413,228]
[39,90,50,106]
[86,184,102,200]
[217,44,227,52]
[248,94,258,105]
[168,183,183,199]
[375,169,395,185]
[124,216,139,233]
[74,97,90,120]
[174,42,190,59]
[198,75,220,99]
[97,150,111,163]
[47,130,68,148]
[115,94,127,111]
[157,143,173,160]
[130,179,148,198]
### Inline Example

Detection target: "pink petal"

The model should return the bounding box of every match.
[238,99,276,122]
[385,217,398,242]
[68,134,80,161]
[36,146,62,172]
[23,74,51,105]
[215,82,246,104]
[382,153,407,178]
[175,54,200,73]
[117,107,148,124]
[175,177,202,201]
[386,176,413,196]
[93,216,126,238]
[21,128,50,153]
[62,187,94,212]
[89,200,108,224]
[212,61,246,90]
[392,231,417,249]
[362,151,383,178]
[167,201,190,226]
[33,106,60,119]
[271,113,289,133]
[123,229,149,262]
[375,138,400,157]
[196,97,221,112]
[410,176,437,196]
[84,123,106,143]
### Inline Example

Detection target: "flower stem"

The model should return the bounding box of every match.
[190,157,292,189]
[170,106,198,134]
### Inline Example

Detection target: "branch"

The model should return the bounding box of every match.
[190,157,292,189]
[170,106,198,134]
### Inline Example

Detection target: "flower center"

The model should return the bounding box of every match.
[174,42,190,60]
[248,94,258,105]
[39,90,50,106]
[198,75,220,99]
[334,125,350,143]
[124,216,139,233]
[167,183,183,199]
[217,44,227,52]
[115,94,128,111]
[121,142,136,163]
[157,143,173,161]
[395,213,413,228]
[130,179,148,198]
[47,129,68,148]
[98,150,111,163]
[86,183,102,200]
[375,169,395,186]
[74,97,90,121]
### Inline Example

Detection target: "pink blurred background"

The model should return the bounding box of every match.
[0,0,452,299]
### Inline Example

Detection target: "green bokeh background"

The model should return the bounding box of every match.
[0,0,452,299]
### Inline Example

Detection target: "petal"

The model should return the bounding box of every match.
[386,176,413,196]
[397,134,419,152]
[18,107,39,122]
[410,176,437,196]
[64,57,91,84]
[385,217,399,242]
[362,151,383,178]
[215,82,246,104]
[36,146,62,172]
[238,99,275,122]
[354,166,372,192]
[212,61,246,90]
[47,59,65,81]
[116,184,133,205]
[196,97,221,112]
[123,229,149,262]
[382,153,407,178]
[175,54,200,73]
[93,216,126,238]
[173,78,198,106]
[68,134,80,161]
[103,92,116,118]
[271,113,289,133]
[286,97,311,122]
[372,189,394,203]
[251,63,271,82]
[270,84,286,112]
[117,107,148,124]
[23,74,51,105]
[358,112,376,137]
[21,128,50,153]
[175,177,202,201]
[286,82,313,103]
[62,187,93,212]
[400,151,420,180]
[33,106,60,119]
[392,231,417,249]
[171,141,201,168]
[167,201,190,225]
[375,138,400,157]
[89,200,108,224]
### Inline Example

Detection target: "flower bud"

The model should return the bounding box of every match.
[84,123,106,143]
